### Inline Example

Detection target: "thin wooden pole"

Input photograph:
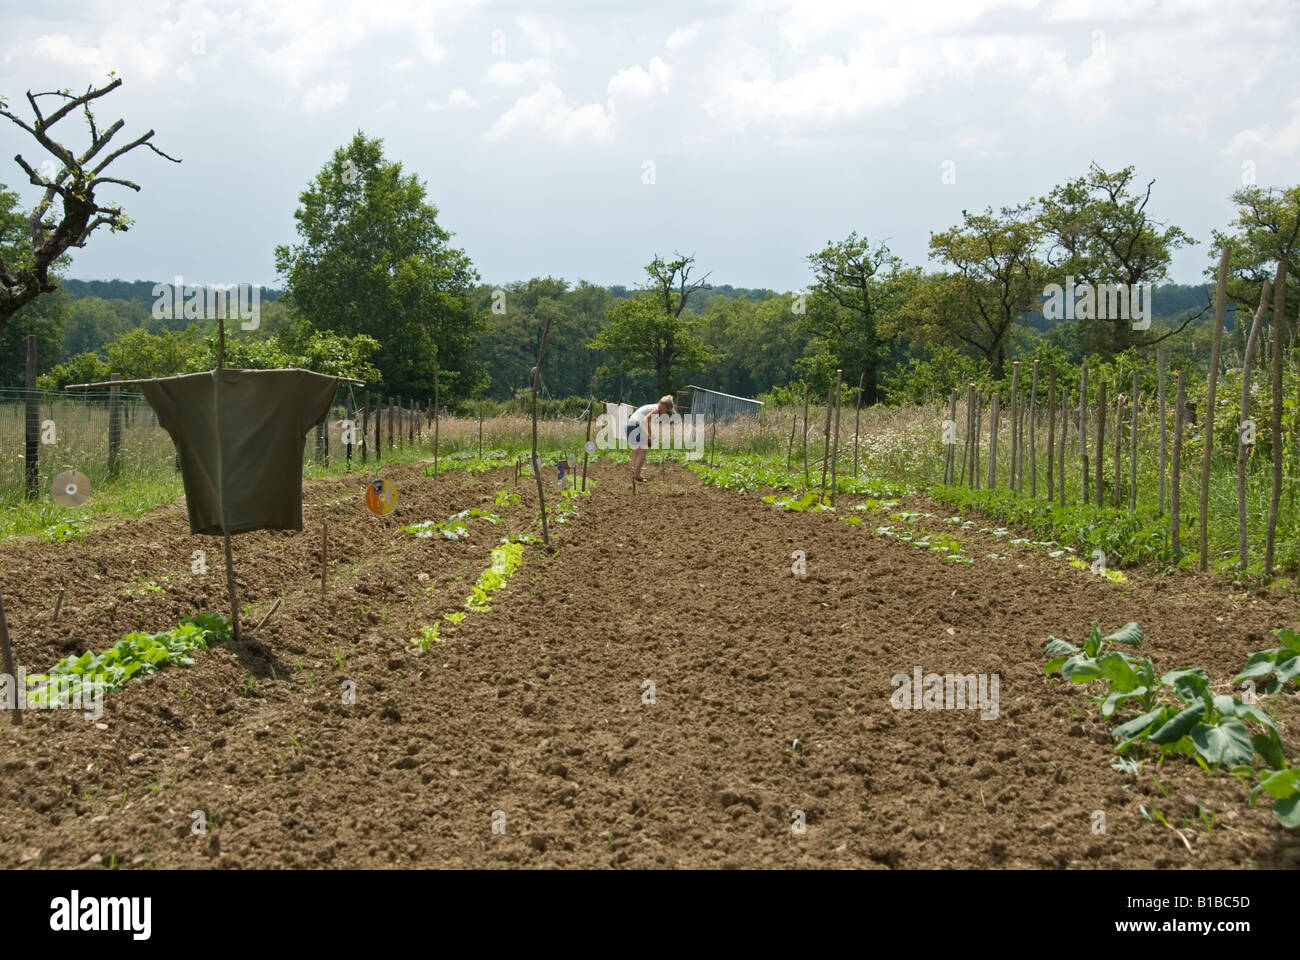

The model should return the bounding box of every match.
[1046,365,1056,501]
[321,521,329,595]
[1238,277,1273,572]
[52,588,65,622]
[802,382,810,488]
[1113,393,1124,510]
[944,389,958,485]
[961,383,974,486]
[374,395,382,463]
[819,378,834,504]
[854,372,864,479]
[988,393,1000,488]
[1200,245,1232,571]
[361,390,370,464]
[1266,260,1288,578]
[433,357,440,478]
[1156,349,1167,516]
[1016,388,1026,494]
[830,370,843,504]
[582,394,593,492]
[531,313,555,549]
[974,391,983,490]
[0,589,20,726]
[1029,360,1039,497]
[107,372,122,480]
[345,393,355,470]
[1059,387,1068,507]
[1079,364,1089,503]
[1096,380,1107,508]
[1129,370,1139,512]
[1173,370,1185,561]
[252,598,282,633]
[1007,362,1019,491]
[24,335,39,499]
[786,408,796,472]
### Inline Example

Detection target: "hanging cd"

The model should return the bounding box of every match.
[366,478,397,515]
[584,441,596,454]
[567,454,577,471]
[52,470,91,508]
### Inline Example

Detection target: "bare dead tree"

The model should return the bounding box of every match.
[0,76,180,332]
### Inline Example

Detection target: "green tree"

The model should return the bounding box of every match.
[1207,184,1299,325]
[1038,163,1195,355]
[589,254,716,394]
[804,233,909,405]
[928,205,1043,379]
[274,132,484,402]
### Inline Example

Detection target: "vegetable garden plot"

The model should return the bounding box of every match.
[0,460,1297,868]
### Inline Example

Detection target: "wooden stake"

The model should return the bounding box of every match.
[24,335,38,499]
[819,378,834,504]
[1079,364,1089,503]
[786,409,796,472]
[0,589,20,725]
[52,588,65,622]
[107,372,122,480]
[1046,365,1056,501]
[1173,370,1185,560]
[252,598,282,633]
[361,390,370,464]
[1029,360,1039,497]
[1130,370,1139,512]
[854,371,864,479]
[582,393,593,492]
[1156,348,1167,516]
[974,391,983,490]
[1008,362,1019,491]
[944,389,958,485]
[321,521,329,595]
[1198,247,1232,570]
[433,355,440,478]
[1096,380,1107,508]
[531,311,554,548]
[1113,393,1124,510]
[988,393,1000,487]
[1059,386,1067,507]
[1238,276,1273,572]
[802,382,810,488]
[1266,260,1288,578]
[830,369,843,504]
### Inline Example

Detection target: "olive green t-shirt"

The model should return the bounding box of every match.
[140,368,339,536]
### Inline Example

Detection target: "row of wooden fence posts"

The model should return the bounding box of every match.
[943,247,1289,578]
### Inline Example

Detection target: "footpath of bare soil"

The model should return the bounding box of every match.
[1,459,1297,869]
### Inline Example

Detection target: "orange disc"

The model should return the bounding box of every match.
[366,479,396,515]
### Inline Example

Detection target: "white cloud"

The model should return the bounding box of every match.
[428,87,480,110]
[666,26,697,50]
[514,14,572,57]
[302,81,350,113]
[1223,100,1300,161]
[608,57,671,102]
[484,84,614,144]
[484,58,551,86]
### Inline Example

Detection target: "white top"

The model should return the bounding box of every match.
[627,403,659,428]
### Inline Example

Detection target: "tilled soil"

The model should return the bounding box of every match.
[1,459,1298,869]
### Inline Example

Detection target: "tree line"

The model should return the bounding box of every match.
[1,78,1295,410]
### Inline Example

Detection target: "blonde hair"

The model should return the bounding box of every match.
[659,394,675,411]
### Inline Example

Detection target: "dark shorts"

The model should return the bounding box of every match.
[626,422,648,449]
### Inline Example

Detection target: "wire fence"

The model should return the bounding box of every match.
[685,385,763,422]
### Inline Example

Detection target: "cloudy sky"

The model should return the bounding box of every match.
[2,0,1297,292]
